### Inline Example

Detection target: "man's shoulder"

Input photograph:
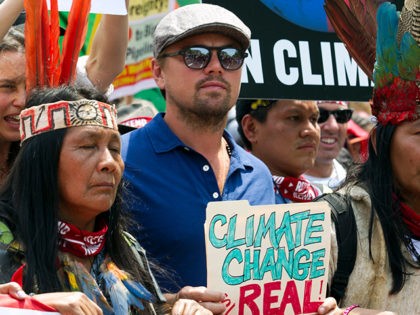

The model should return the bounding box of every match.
[121,127,149,161]
[233,144,272,173]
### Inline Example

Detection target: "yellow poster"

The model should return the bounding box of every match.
[111,0,201,100]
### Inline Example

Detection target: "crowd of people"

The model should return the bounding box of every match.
[0,0,418,314]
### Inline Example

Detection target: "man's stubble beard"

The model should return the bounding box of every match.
[171,79,235,132]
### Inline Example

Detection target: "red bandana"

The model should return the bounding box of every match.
[58,220,108,257]
[273,176,320,202]
[400,201,420,238]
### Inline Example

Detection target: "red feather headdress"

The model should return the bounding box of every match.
[325,0,419,126]
[24,0,91,92]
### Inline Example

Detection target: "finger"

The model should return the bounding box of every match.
[317,297,338,314]
[79,295,103,315]
[176,299,207,315]
[199,301,226,314]
[0,282,27,299]
[171,299,187,315]
[179,286,225,303]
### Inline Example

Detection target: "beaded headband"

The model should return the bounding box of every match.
[20,99,118,143]
[371,1,419,125]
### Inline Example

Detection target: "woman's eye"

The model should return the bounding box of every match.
[0,84,15,90]
[80,145,95,149]
[288,115,300,121]
[310,116,319,124]
[109,146,121,153]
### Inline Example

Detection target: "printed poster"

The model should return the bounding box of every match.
[205,200,331,315]
[110,0,201,100]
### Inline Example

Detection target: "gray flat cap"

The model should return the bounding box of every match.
[153,4,251,57]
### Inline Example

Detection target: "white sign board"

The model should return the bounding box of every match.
[205,200,331,315]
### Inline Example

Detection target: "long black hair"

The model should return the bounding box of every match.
[0,86,159,297]
[346,123,419,294]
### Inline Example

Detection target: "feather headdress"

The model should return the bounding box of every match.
[24,0,91,92]
[325,0,420,125]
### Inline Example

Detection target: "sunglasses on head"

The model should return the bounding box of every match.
[158,46,248,71]
[318,108,353,124]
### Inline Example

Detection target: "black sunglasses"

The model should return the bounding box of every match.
[158,46,248,71]
[318,108,353,124]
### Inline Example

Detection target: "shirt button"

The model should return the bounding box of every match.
[203,165,210,172]
[183,147,190,151]
[213,192,219,199]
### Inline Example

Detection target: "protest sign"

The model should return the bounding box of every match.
[205,200,331,315]
[203,0,372,101]
[110,0,201,100]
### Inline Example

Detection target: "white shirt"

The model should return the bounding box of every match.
[304,159,347,190]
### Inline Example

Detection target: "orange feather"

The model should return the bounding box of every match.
[48,0,61,86]
[324,0,386,79]
[24,0,45,92]
[41,1,50,85]
[59,0,92,85]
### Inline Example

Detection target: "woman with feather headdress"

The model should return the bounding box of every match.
[316,0,420,314]
[0,85,220,315]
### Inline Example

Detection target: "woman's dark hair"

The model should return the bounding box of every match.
[346,123,419,294]
[0,85,157,296]
[235,99,276,150]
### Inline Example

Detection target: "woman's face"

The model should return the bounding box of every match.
[58,126,124,229]
[0,51,26,143]
[390,119,420,209]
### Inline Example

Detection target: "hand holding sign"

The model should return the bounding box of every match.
[174,286,226,315]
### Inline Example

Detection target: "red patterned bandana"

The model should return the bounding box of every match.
[58,220,108,257]
[400,201,420,238]
[273,176,320,202]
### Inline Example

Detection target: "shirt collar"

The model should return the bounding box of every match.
[146,113,255,172]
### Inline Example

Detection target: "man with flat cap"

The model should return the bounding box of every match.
[122,2,275,298]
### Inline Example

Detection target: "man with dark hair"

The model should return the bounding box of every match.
[236,99,322,203]
[304,101,353,191]
[121,3,275,293]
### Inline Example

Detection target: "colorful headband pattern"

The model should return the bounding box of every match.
[20,99,118,143]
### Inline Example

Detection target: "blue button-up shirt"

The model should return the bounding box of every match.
[121,113,275,292]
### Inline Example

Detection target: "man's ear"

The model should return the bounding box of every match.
[241,114,258,144]
[151,58,165,90]
[370,126,378,155]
